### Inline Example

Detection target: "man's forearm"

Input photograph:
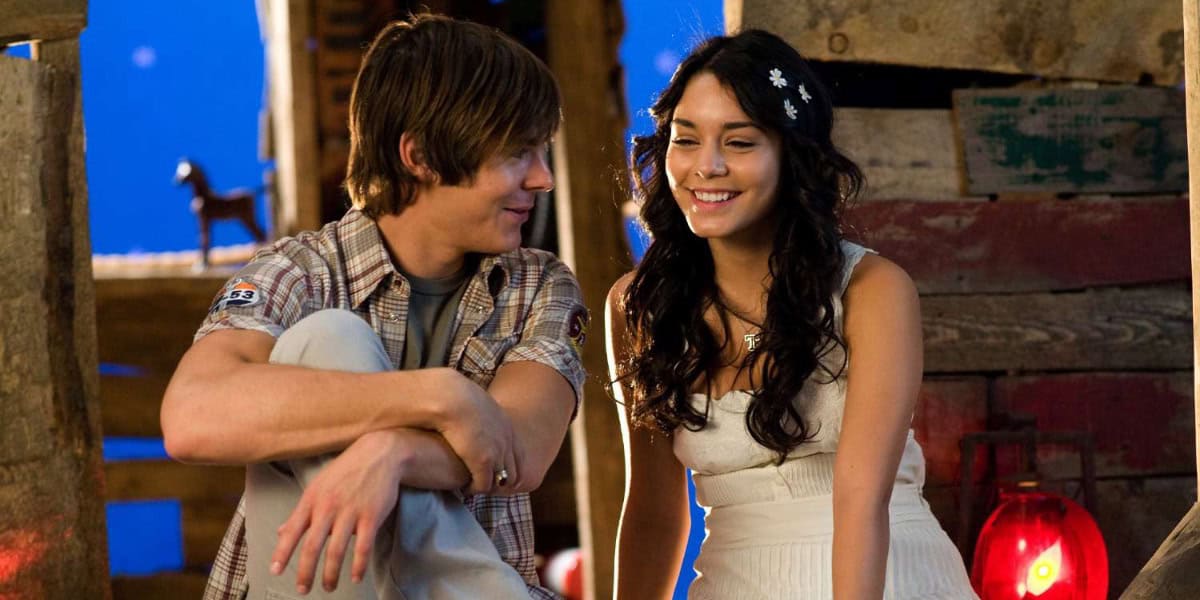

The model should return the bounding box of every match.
[163,341,456,465]
[387,428,472,491]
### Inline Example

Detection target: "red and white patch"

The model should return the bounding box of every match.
[210,278,263,312]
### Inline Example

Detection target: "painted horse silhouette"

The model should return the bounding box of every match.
[173,158,268,268]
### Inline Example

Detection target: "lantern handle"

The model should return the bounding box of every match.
[956,429,1097,557]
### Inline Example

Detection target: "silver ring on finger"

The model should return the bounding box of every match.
[493,468,510,488]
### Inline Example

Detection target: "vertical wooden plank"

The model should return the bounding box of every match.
[1187,0,1200,498]
[0,34,109,599]
[546,1,630,598]
[265,0,322,236]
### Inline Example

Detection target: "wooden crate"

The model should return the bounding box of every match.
[954,87,1187,195]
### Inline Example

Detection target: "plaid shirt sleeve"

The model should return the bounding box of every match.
[194,244,316,342]
[501,254,589,415]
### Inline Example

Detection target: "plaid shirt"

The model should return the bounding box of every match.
[196,209,587,600]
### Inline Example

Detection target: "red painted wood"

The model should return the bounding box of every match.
[992,372,1194,478]
[843,197,1190,293]
[913,378,988,486]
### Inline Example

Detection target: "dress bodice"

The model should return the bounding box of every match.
[671,240,926,507]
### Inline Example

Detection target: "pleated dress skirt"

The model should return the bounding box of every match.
[687,484,979,600]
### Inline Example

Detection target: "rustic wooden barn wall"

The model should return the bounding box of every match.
[727,1,1195,596]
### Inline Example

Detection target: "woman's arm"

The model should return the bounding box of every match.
[832,255,924,599]
[608,274,692,600]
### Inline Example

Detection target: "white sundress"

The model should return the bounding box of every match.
[672,241,979,600]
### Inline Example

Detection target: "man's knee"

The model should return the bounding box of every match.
[270,309,391,372]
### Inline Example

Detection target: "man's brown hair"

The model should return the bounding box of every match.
[345,14,561,217]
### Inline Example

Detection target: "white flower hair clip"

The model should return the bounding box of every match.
[798,83,812,104]
[783,99,798,120]
[768,68,787,88]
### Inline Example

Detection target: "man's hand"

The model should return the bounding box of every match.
[270,430,407,594]
[435,369,523,494]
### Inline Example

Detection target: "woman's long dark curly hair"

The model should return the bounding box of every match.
[619,29,864,463]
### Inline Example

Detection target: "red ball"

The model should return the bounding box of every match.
[545,547,583,600]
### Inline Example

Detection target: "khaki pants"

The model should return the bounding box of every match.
[243,309,529,600]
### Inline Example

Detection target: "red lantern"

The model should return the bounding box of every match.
[971,490,1107,600]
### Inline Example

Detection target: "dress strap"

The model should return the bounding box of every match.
[838,240,877,294]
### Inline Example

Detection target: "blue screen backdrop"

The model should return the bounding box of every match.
[80,0,268,255]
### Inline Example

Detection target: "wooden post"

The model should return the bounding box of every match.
[263,0,321,236]
[1186,0,1200,499]
[546,1,631,598]
[0,0,110,595]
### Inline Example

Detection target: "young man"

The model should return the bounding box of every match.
[161,15,586,600]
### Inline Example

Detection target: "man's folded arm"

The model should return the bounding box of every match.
[161,328,465,465]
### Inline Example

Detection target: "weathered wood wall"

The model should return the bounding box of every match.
[727,0,1184,84]
[726,2,1195,597]
[1122,0,1200,596]
[0,0,110,595]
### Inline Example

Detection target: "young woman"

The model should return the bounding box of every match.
[606,30,978,599]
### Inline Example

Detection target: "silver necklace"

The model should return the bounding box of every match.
[744,332,762,352]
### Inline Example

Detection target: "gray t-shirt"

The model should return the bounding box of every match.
[399,260,473,370]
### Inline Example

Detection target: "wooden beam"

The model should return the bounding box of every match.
[954,87,1188,195]
[103,461,244,502]
[845,197,1191,294]
[112,572,209,600]
[264,0,322,236]
[923,287,1192,373]
[546,1,630,598]
[993,372,1195,479]
[833,108,963,200]
[0,0,86,43]
[94,277,224,438]
[0,33,109,598]
[94,277,224,374]
[99,374,170,437]
[1100,477,1199,596]
[1123,503,1200,598]
[726,0,1184,84]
